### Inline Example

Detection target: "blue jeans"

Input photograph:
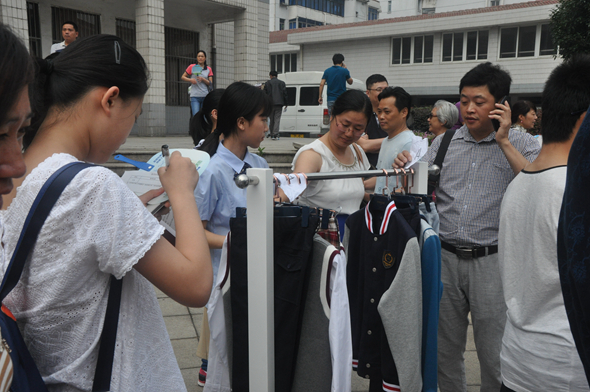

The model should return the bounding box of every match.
[327,100,336,117]
[191,96,205,116]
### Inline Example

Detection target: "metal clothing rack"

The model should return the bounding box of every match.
[233,162,431,392]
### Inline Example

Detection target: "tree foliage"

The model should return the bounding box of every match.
[550,0,590,60]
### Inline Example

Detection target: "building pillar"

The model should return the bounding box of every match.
[1,0,29,50]
[135,0,166,136]
[234,0,269,84]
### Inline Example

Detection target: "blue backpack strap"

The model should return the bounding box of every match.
[0,162,94,301]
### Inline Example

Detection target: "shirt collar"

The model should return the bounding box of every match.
[364,199,397,235]
[216,141,256,173]
[457,125,496,143]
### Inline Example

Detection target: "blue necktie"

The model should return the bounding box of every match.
[234,162,252,179]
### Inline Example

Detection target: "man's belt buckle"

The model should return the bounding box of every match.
[455,247,475,259]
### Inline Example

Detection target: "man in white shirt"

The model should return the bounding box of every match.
[50,21,78,54]
[369,86,414,194]
[498,55,590,392]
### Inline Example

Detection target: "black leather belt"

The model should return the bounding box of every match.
[441,241,498,259]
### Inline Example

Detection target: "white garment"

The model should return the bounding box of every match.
[204,237,231,392]
[292,139,370,215]
[499,166,589,392]
[326,244,352,392]
[50,41,66,54]
[0,153,185,392]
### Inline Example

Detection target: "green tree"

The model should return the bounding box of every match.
[550,0,590,60]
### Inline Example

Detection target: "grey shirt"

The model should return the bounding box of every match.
[422,125,540,247]
[264,77,288,106]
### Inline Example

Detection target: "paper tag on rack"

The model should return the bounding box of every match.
[406,136,429,169]
[275,173,307,201]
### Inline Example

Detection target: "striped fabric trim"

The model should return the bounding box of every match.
[364,200,397,235]
[382,380,400,391]
[352,359,358,369]
[0,337,13,392]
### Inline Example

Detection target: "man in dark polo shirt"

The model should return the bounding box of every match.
[357,74,388,168]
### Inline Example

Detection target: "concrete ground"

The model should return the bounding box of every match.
[119,135,482,391]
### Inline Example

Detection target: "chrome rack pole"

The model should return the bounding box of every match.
[236,162,435,194]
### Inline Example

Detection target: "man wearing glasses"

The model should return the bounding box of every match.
[357,74,389,168]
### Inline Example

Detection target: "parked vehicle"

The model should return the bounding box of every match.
[277,71,365,138]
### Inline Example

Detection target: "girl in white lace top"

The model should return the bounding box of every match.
[0,23,36,392]
[0,35,212,391]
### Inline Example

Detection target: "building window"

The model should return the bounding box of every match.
[387,0,392,13]
[422,7,435,14]
[270,53,298,73]
[499,24,556,58]
[368,7,379,20]
[490,0,500,5]
[466,30,488,60]
[165,27,199,106]
[443,30,488,62]
[539,24,557,56]
[289,0,344,17]
[279,18,285,30]
[392,35,433,65]
[26,2,41,58]
[288,17,323,29]
[116,19,136,49]
[51,6,100,43]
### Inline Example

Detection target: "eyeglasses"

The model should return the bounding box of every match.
[367,87,386,93]
[428,113,438,119]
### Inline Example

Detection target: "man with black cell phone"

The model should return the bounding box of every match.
[394,62,540,392]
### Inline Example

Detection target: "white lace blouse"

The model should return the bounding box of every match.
[292,139,370,215]
[0,154,186,391]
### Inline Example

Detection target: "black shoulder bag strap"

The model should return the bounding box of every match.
[0,162,122,392]
[433,129,455,170]
[428,129,455,194]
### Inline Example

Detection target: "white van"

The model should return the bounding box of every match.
[277,71,365,138]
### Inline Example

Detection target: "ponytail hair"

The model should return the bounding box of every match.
[198,128,223,157]
[203,82,272,156]
[190,88,225,145]
[0,23,34,127]
[26,34,149,148]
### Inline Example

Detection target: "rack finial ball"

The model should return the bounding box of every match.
[235,173,250,189]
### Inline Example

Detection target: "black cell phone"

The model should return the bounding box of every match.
[491,95,510,131]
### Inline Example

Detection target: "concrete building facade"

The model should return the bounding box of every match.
[270,0,561,105]
[1,0,269,136]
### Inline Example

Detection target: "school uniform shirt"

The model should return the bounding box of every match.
[1,153,184,391]
[195,141,268,283]
[344,199,420,392]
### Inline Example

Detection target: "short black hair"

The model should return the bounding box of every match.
[332,53,344,65]
[366,74,388,90]
[459,62,511,102]
[269,70,278,77]
[377,86,412,114]
[62,21,78,32]
[511,100,536,124]
[541,55,590,144]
